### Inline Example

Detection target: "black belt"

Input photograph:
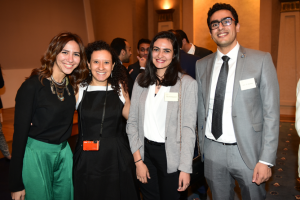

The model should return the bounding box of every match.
[206,136,237,146]
[144,137,165,146]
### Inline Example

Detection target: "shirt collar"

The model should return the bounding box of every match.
[187,43,196,55]
[216,42,240,62]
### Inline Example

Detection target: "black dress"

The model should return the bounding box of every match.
[73,85,139,200]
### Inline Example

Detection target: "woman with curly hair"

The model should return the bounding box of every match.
[9,32,88,200]
[73,40,139,200]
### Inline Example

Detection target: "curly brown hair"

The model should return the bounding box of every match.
[81,40,128,95]
[29,32,89,94]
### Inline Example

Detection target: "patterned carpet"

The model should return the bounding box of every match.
[188,122,300,200]
[1,122,300,200]
[266,122,300,200]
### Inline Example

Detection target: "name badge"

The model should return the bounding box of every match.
[165,92,178,101]
[239,78,256,90]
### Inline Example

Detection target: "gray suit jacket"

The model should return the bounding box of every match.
[196,45,280,169]
[126,73,197,173]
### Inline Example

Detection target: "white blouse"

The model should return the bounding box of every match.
[144,84,171,143]
[76,84,125,110]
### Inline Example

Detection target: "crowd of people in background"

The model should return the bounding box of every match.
[7,3,279,200]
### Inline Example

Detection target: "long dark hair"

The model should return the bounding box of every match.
[81,40,128,95]
[138,31,183,87]
[30,32,88,94]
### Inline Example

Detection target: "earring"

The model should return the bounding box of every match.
[111,72,113,78]
[89,70,91,76]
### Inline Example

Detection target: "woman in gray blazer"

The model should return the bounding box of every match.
[126,31,197,200]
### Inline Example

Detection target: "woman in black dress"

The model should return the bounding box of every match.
[73,40,139,200]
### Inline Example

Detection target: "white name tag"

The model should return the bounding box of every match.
[164,92,178,101]
[239,78,256,90]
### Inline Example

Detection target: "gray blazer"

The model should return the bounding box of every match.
[126,73,197,173]
[196,45,280,169]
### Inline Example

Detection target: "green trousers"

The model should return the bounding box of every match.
[22,137,73,200]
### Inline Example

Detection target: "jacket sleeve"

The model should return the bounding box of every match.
[126,80,143,154]
[178,78,197,173]
[259,52,280,165]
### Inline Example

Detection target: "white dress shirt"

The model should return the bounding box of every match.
[144,84,170,142]
[205,42,240,143]
[205,42,272,166]
[187,43,196,55]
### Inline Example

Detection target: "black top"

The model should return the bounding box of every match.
[9,75,76,192]
[73,87,139,199]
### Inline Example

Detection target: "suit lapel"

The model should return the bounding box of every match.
[165,77,180,136]
[232,46,246,105]
[205,53,217,116]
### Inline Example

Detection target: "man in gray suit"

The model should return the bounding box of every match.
[196,3,279,199]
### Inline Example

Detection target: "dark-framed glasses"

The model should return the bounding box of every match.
[210,17,236,30]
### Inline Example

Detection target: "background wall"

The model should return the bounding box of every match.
[0,0,88,108]
[0,0,288,115]
[193,0,260,52]
[90,0,148,65]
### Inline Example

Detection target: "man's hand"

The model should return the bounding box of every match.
[252,162,272,185]
[137,56,146,68]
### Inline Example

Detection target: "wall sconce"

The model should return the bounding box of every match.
[156,9,175,32]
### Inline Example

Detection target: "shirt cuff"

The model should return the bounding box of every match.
[259,160,273,167]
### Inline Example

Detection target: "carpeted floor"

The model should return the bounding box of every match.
[1,122,300,200]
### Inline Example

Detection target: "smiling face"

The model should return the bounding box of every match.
[152,38,173,74]
[88,50,115,86]
[137,43,150,59]
[52,40,80,77]
[209,9,240,53]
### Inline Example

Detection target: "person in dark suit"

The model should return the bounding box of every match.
[110,38,134,98]
[176,29,213,58]
[196,3,279,199]
[128,39,150,82]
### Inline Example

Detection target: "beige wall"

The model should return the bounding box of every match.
[148,0,182,40]
[0,0,88,108]
[90,0,148,64]
[182,0,194,43]
[259,0,281,66]
[193,0,260,52]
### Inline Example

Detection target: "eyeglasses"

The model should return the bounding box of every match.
[210,17,236,30]
[139,47,149,52]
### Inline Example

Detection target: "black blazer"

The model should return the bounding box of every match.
[194,45,213,59]
[180,50,201,79]
[127,61,141,82]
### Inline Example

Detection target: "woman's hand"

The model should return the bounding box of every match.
[121,84,131,119]
[177,171,190,191]
[11,190,26,200]
[136,161,150,184]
